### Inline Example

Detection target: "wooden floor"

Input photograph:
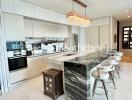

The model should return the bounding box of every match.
[121,55,132,62]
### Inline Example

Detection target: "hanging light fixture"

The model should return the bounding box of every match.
[66,0,90,27]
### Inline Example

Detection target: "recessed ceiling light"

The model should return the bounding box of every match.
[128,16,130,18]
[125,10,128,12]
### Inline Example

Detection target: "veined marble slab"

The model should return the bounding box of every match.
[47,51,95,65]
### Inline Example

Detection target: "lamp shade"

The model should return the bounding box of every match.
[67,12,90,27]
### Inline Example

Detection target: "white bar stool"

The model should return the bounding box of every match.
[108,56,120,78]
[91,68,109,100]
[100,60,116,89]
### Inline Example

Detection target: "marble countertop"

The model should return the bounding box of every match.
[47,51,96,65]
[66,55,109,65]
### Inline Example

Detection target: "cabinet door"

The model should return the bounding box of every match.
[14,0,34,17]
[24,19,33,37]
[3,13,25,41]
[27,57,39,78]
[10,68,28,84]
[100,25,109,49]
[1,0,14,13]
[27,56,47,78]
[87,27,99,46]
[32,21,44,37]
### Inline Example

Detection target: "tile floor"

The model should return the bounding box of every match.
[0,62,132,100]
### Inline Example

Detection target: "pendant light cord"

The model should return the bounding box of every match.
[72,0,87,15]
[72,0,75,12]
[85,7,87,16]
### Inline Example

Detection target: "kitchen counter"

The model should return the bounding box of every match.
[64,51,110,100]
[27,51,69,58]
[47,51,96,65]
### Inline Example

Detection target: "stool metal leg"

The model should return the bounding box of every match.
[115,65,120,78]
[101,80,108,100]
[92,79,98,98]
[118,64,121,73]
[109,71,116,89]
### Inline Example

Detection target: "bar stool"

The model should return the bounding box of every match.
[92,68,109,100]
[114,52,123,57]
[112,60,120,78]
[114,52,123,70]
[108,56,121,78]
[100,60,116,89]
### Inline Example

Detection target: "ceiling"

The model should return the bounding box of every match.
[23,0,132,21]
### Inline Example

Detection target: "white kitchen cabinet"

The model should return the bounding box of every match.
[34,6,67,24]
[3,13,25,41]
[100,25,109,49]
[27,56,48,78]
[32,21,44,37]
[91,17,110,27]
[1,0,14,13]
[10,68,28,84]
[71,26,78,34]
[14,0,34,17]
[24,19,33,37]
[32,20,68,38]
[87,27,99,46]
[86,25,109,49]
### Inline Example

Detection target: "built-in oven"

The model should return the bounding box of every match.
[8,56,27,71]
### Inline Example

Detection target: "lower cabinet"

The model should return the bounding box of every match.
[27,56,48,79]
[10,68,28,84]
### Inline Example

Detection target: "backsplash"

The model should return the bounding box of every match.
[25,37,66,55]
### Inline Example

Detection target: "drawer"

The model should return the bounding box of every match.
[10,68,28,84]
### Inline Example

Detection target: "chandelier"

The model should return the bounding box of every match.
[66,0,90,27]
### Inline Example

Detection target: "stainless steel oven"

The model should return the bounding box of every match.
[8,56,27,71]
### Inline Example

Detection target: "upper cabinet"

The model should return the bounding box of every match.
[91,17,110,27]
[14,0,34,17]
[3,13,25,41]
[1,0,67,25]
[34,6,67,24]
[24,19,68,38]
[33,21,68,38]
[24,19,33,37]
[1,0,14,13]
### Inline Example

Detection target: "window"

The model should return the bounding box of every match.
[122,26,132,49]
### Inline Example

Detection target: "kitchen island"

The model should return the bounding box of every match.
[64,51,109,100]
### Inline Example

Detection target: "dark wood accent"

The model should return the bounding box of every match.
[73,0,87,8]
[42,69,63,100]
[122,26,132,49]
[117,21,119,51]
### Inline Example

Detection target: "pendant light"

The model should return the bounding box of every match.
[66,0,90,27]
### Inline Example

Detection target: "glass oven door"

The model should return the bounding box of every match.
[8,56,27,71]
